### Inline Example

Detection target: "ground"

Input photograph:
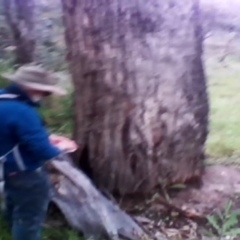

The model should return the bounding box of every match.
[1,33,240,239]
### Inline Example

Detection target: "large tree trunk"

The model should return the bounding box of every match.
[62,0,209,194]
[3,0,35,65]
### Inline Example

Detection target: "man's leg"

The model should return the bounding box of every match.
[6,170,50,240]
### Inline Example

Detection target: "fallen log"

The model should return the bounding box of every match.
[49,155,153,240]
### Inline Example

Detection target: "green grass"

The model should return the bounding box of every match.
[0,60,12,88]
[0,214,82,240]
[40,92,73,136]
[206,53,240,157]
[0,214,9,240]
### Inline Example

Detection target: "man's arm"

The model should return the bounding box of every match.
[14,105,62,162]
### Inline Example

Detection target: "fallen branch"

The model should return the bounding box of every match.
[49,156,166,240]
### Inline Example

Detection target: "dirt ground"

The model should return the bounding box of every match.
[119,165,240,240]
[43,164,240,240]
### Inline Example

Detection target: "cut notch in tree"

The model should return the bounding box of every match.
[62,0,209,194]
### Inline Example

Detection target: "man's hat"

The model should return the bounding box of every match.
[2,65,67,96]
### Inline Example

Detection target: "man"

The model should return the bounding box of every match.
[0,65,77,240]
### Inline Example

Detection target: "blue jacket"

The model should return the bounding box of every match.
[0,84,61,175]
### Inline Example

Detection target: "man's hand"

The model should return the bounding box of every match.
[49,134,78,153]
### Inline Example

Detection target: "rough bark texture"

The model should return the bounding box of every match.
[62,0,209,194]
[3,0,35,65]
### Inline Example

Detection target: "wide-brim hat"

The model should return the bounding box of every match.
[2,65,67,96]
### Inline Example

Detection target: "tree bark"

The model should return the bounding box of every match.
[3,0,35,65]
[62,0,209,194]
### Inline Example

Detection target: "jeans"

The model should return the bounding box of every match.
[3,169,50,240]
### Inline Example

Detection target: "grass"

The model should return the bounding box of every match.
[40,92,73,136]
[206,53,240,157]
[0,213,82,240]
[0,215,9,240]
[0,60,12,88]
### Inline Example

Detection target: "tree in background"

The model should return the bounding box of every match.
[0,1,12,58]
[3,0,35,65]
[34,0,66,71]
[61,0,209,195]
